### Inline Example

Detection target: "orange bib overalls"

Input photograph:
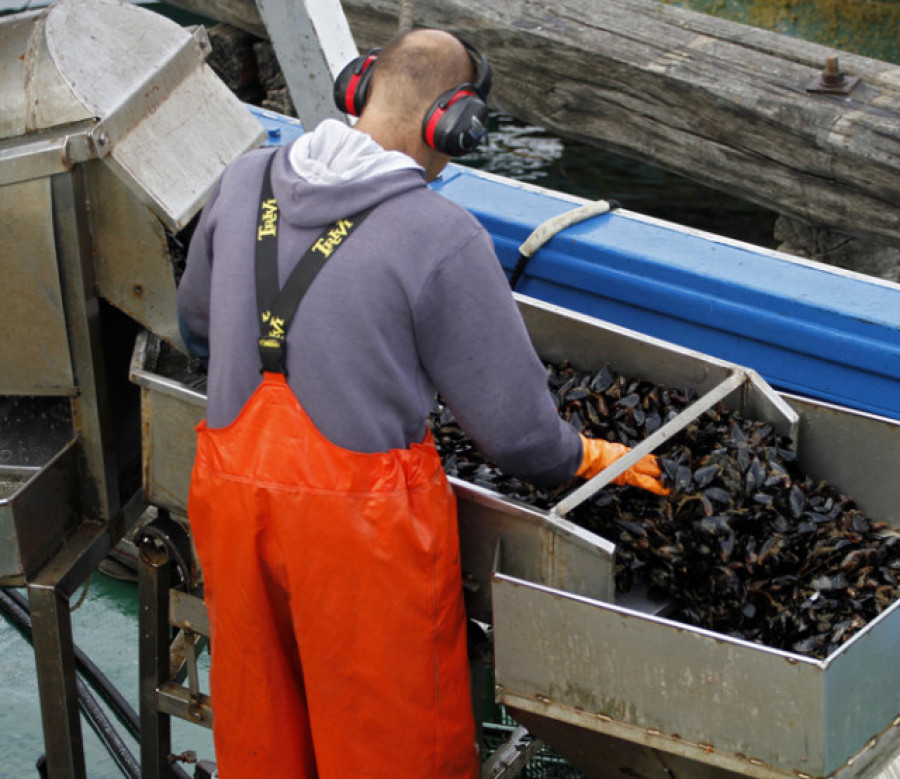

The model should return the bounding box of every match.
[187,153,477,777]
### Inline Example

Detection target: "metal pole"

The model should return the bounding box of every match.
[552,370,747,517]
[50,170,122,526]
[25,511,124,779]
[27,582,86,779]
[139,533,174,779]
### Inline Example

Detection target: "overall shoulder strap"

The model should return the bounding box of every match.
[255,150,281,321]
[254,150,373,374]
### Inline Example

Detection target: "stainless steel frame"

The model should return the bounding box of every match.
[138,512,212,779]
[1,0,264,774]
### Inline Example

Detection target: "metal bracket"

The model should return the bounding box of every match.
[88,26,212,157]
[481,726,543,778]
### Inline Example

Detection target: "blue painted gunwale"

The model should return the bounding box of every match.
[250,105,900,421]
[432,166,900,421]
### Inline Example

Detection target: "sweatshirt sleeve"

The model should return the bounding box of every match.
[414,226,583,486]
[176,178,222,367]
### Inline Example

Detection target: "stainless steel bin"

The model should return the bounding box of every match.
[492,307,900,778]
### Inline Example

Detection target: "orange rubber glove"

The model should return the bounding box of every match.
[577,434,670,495]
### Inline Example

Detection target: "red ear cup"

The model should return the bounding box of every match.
[421,36,492,156]
[333,49,380,116]
[422,87,490,156]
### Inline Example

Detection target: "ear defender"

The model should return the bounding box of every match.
[422,37,493,157]
[333,48,380,116]
[332,36,493,157]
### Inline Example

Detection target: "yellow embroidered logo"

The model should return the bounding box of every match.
[261,311,285,340]
[311,218,354,258]
[257,199,278,240]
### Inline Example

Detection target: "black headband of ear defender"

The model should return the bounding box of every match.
[333,34,493,157]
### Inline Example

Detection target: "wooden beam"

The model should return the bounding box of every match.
[166,0,900,249]
[168,0,267,38]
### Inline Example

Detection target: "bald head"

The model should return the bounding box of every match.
[362,29,476,124]
[352,29,485,180]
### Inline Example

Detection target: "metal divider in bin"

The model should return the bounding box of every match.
[552,370,749,519]
[467,369,754,624]
[454,481,616,626]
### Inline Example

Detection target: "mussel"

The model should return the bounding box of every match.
[429,360,900,659]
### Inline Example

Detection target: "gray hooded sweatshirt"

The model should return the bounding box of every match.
[177,120,582,486]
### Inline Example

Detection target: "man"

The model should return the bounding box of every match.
[178,28,666,778]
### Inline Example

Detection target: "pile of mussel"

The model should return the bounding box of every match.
[429,361,900,659]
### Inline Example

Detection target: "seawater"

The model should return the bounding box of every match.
[459,113,782,249]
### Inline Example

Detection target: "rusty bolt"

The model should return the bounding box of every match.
[822,55,845,87]
[806,53,859,95]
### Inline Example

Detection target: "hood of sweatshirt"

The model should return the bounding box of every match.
[271,119,428,229]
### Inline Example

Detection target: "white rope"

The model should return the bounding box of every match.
[518,200,613,259]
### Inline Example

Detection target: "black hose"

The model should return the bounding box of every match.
[76,674,142,778]
[0,588,192,779]
[4,587,140,740]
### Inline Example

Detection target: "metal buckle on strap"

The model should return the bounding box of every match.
[258,337,286,375]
